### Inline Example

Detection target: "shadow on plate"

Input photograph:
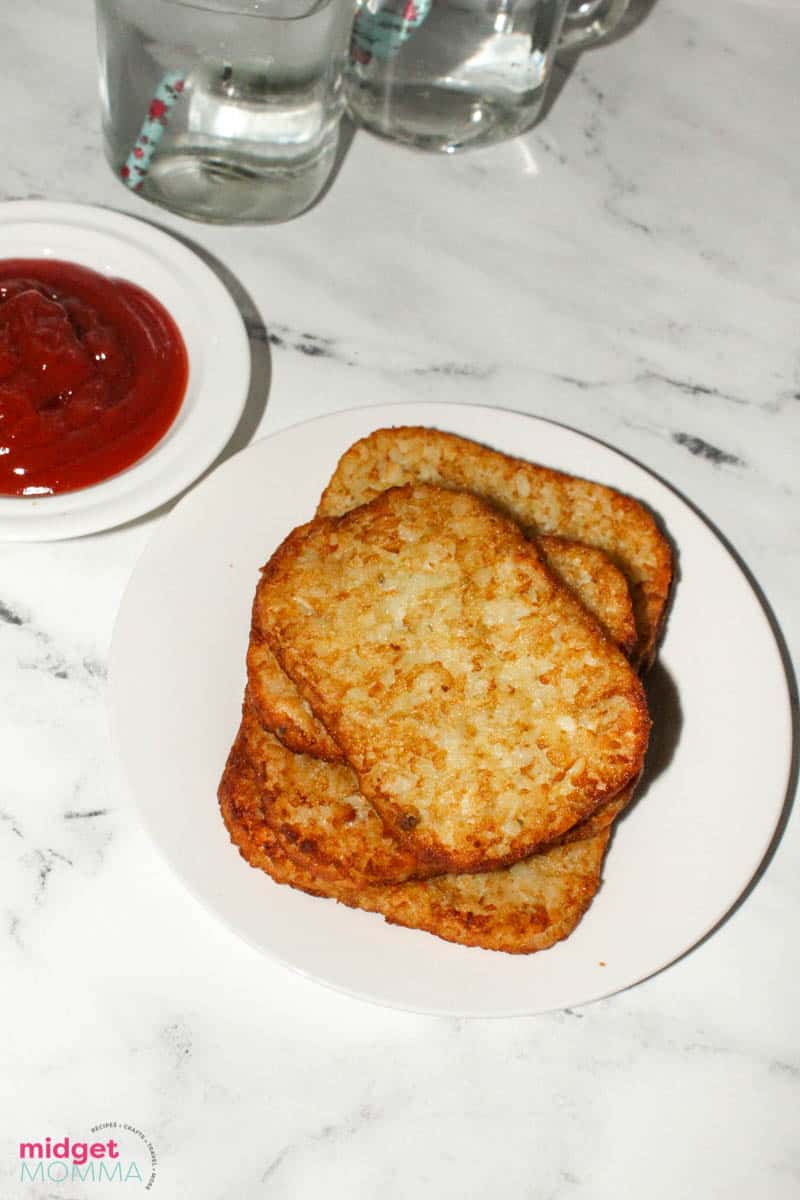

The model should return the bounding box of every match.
[607,659,682,841]
[613,490,799,998]
[641,660,682,792]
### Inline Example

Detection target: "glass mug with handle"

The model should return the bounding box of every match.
[344,0,630,152]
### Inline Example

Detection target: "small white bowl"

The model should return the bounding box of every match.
[0,201,250,540]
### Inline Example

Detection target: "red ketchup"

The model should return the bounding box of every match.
[0,259,188,496]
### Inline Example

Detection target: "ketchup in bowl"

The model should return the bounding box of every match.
[0,259,188,496]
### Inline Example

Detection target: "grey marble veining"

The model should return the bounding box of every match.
[1,1,798,1197]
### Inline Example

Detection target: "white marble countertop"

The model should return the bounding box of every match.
[1,0,798,1196]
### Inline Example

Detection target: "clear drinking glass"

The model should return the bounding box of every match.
[95,0,354,223]
[344,0,630,152]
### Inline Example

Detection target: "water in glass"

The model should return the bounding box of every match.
[344,0,568,152]
[96,0,352,222]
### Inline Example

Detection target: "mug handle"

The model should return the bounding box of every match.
[558,0,630,51]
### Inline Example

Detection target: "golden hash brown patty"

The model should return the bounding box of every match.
[255,483,649,873]
[317,426,672,667]
[247,533,638,762]
[239,695,633,881]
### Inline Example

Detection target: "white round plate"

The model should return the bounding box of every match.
[0,201,249,540]
[110,404,795,1017]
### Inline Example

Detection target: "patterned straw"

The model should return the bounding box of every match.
[350,0,432,65]
[120,71,186,191]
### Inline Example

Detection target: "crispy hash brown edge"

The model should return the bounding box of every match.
[316,426,673,668]
[219,728,613,955]
[239,696,442,886]
[241,690,635,883]
[247,631,343,762]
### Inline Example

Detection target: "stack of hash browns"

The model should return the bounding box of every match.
[219,428,672,954]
